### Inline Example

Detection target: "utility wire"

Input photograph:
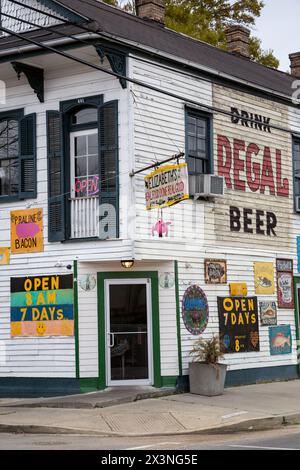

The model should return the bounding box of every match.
[2,1,298,134]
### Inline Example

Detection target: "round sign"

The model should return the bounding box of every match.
[79,274,97,292]
[182,285,209,335]
[159,272,175,289]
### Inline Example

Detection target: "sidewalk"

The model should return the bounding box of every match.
[0,380,300,436]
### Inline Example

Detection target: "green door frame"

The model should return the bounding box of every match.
[97,271,162,389]
[293,275,300,375]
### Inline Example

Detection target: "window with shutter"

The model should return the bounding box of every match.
[0,108,37,202]
[99,101,119,239]
[47,110,65,242]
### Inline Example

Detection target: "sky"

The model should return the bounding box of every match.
[255,0,300,72]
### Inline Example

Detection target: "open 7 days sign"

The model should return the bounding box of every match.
[144,163,189,210]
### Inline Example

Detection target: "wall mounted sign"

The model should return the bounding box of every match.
[259,301,277,326]
[11,208,44,254]
[79,274,96,292]
[0,248,10,265]
[229,283,247,296]
[182,285,209,335]
[277,271,294,309]
[205,259,227,284]
[276,259,293,273]
[159,272,175,289]
[217,296,259,354]
[254,262,275,295]
[269,325,292,355]
[144,163,189,210]
[11,275,74,337]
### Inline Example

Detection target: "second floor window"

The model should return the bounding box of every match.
[293,138,300,201]
[0,118,19,197]
[186,109,210,175]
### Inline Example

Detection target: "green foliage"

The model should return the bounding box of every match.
[102,0,279,69]
[189,335,224,364]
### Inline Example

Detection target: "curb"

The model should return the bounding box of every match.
[0,412,299,437]
[2,388,179,410]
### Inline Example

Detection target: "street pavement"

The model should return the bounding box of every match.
[1,380,300,437]
[0,426,300,450]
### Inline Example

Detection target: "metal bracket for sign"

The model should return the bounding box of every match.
[129,152,185,177]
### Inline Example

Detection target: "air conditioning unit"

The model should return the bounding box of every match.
[189,174,224,199]
[295,196,300,213]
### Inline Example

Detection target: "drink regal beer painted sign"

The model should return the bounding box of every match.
[11,275,74,337]
[144,163,189,210]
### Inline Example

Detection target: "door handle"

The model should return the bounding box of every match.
[109,333,115,348]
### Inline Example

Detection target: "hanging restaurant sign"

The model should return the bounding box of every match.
[144,163,189,210]
[182,285,209,335]
[10,274,74,337]
[217,296,260,353]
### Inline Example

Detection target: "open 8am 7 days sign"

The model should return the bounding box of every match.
[217,296,260,353]
[144,163,189,210]
[11,275,74,337]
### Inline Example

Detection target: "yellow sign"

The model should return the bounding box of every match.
[254,262,275,295]
[144,163,189,210]
[229,283,248,296]
[11,208,44,254]
[0,248,10,265]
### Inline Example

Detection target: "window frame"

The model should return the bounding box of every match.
[0,108,24,202]
[185,107,213,176]
[293,136,300,212]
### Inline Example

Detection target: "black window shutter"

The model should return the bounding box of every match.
[19,113,37,199]
[99,101,119,239]
[47,110,65,242]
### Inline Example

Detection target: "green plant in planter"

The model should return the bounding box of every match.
[189,335,224,364]
[189,336,227,396]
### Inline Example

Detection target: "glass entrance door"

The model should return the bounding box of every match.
[106,279,152,386]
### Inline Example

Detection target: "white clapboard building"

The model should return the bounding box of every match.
[0,0,300,396]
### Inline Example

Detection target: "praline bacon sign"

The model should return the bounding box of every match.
[11,208,43,254]
[11,275,74,337]
[144,163,189,210]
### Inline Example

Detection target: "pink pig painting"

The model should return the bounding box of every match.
[152,219,171,238]
[16,222,40,239]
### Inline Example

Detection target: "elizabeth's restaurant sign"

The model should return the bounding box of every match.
[144,163,189,210]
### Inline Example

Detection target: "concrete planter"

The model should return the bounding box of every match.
[189,362,227,396]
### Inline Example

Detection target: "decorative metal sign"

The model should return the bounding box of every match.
[205,259,227,284]
[144,163,189,210]
[217,296,259,354]
[276,259,293,273]
[79,274,97,292]
[259,301,277,326]
[11,275,74,337]
[269,325,292,355]
[229,283,247,296]
[277,271,294,309]
[254,262,275,295]
[181,285,209,336]
[159,272,175,289]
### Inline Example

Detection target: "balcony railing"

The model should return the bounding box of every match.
[70,197,98,239]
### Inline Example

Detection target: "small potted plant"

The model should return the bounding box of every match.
[189,335,227,396]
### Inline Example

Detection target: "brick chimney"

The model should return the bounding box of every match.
[225,25,251,58]
[289,53,300,77]
[135,0,165,24]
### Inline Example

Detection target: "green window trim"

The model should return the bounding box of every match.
[185,105,213,176]
[0,108,37,203]
[97,271,162,390]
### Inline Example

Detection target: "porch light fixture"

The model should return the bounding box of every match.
[121,260,135,269]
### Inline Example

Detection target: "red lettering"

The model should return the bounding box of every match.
[276,149,289,197]
[217,135,232,189]
[246,143,260,192]
[260,147,275,196]
[233,139,246,191]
